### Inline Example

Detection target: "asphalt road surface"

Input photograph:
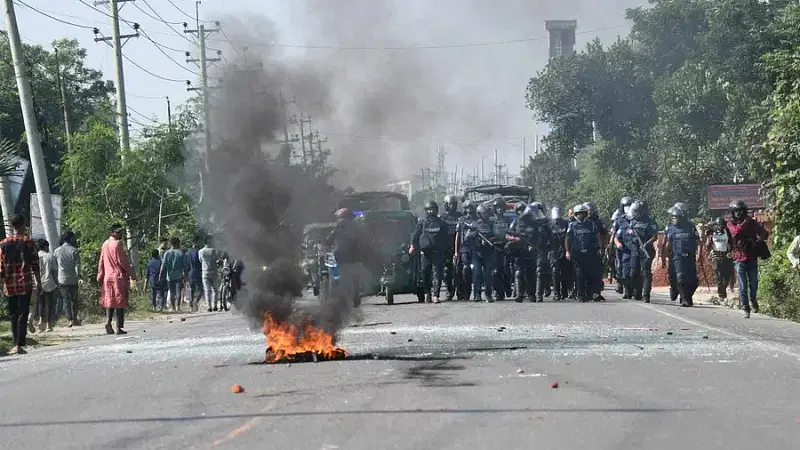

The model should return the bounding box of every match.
[2,289,800,450]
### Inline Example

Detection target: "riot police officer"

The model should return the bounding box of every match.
[530,202,552,302]
[455,200,479,300]
[490,198,513,300]
[464,205,495,302]
[327,208,362,307]
[584,201,607,300]
[614,201,658,302]
[665,206,699,307]
[611,196,634,294]
[507,204,545,302]
[440,195,461,301]
[566,204,603,302]
[549,205,571,301]
[659,201,688,303]
[410,201,449,304]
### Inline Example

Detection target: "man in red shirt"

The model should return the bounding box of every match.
[0,214,42,354]
[726,200,769,318]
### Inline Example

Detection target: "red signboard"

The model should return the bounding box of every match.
[708,184,764,210]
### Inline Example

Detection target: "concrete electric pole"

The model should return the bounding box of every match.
[93,0,139,154]
[2,0,59,246]
[185,20,221,174]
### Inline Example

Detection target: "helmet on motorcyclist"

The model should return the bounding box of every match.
[729,200,748,221]
[714,216,727,230]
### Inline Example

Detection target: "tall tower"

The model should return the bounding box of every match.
[545,20,577,59]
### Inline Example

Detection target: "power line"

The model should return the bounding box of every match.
[317,132,534,147]
[123,52,187,83]
[128,91,164,99]
[131,0,183,25]
[139,29,198,75]
[138,0,195,44]
[128,106,158,123]
[219,28,242,57]
[207,24,628,51]
[166,0,214,23]
[17,0,96,30]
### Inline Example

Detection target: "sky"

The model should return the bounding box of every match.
[9,0,648,185]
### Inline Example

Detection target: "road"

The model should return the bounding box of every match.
[2,289,800,450]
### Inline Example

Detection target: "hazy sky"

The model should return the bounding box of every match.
[10,0,647,182]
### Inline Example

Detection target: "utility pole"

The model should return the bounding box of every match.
[54,48,73,153]
[2,0,59,246]
[299,113,312,168]
[93,0,139,154]
[166,96,172,129]
[185,20,221,174]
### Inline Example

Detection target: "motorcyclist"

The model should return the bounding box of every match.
[727,200,769,318]
[327,208,362,307]
[549,205,572,301]
[507,203,546,303]
[440,195,461,301]
[614,200,658,302]
[583,201,607,300]
[566,204,603,302]
[490,198,513,300]
[610,196,634,294]
[455,200,479,300]
[410,201,449,304]
[664,206,699,307]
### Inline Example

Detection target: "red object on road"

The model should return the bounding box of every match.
[550,382,559,389]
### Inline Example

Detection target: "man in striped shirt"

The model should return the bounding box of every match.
[0,214,42,355]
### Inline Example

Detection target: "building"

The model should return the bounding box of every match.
[545,20,577,59]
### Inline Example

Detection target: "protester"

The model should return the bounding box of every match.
[0,214,42,355]
[197,238,218,312]
[97,223,136,334]
[160,237,185,312]
[34,239,58,332]
[184,240,203,312]
[53,231,81,327]
[144,249,165,311]
[727,201,769,318]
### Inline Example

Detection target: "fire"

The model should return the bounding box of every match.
[262,313,347,363]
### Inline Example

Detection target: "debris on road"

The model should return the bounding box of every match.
[517,369,524,374]
[556,334,567,338]
[390,331,397,335]
[407,338,413,342]
[551,382,559,388]
[702,335,709,339]
[666,331,674,335]
[180,318,186,322]
[232,384,244,394]
[125,350,132,354]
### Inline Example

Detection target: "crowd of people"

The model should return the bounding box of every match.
[0,216,245,356]
[396,196,769,317]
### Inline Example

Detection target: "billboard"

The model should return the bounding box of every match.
[30,193,62,240]
[708,184,764,210]
[8,156,29,208]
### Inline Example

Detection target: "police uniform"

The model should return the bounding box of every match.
[509,215,542,302]
[412,214,449,302]
[611,210,630,293]
[457,213,479,300]
[490,212,513,300]
[440,210,461,300]
[549,217,572,300]
[464,216,494,301]
[666,220,700,307]
[590,215,607,299]
[616,217,658,302]
[567,219,600,302]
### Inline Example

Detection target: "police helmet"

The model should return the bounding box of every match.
[667,206,684,217]
[573,204,589,221]
[530,201,545,214]
[443,195,458,212]
[476,204,490,217]
[673,202,687,212]
[515,202,527,215]
[463,200,477,213]
[714,216,727,229]
[492,198,505,210]
[551,205,562,220]
[729,200,747,212]
[620,196,634,207]
[629,201,644,219]
[583,201,596,215]
[424,200,439,215]
[611,210,620,221]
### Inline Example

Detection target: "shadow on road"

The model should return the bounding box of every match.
[0,407,695,428]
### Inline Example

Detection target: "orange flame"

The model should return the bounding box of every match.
[262,313,347,363]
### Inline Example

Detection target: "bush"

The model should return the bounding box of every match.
[758,243,800,321]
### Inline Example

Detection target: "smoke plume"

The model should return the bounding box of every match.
[196,1,650,335]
